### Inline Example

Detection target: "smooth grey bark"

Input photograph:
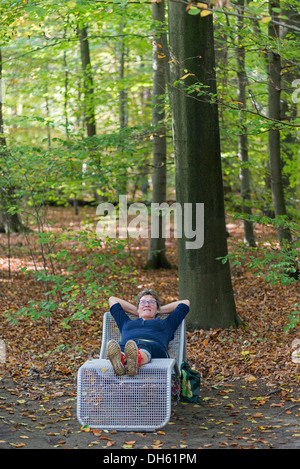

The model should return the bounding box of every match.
[235,0,256,247]
[279,3,300,211]
[118,18,129,196]
[78,25,104,202]
[267,0,292,244]
[146,0,171,269]
[78,25,97,139]
[119,20,128,131]
[168,4,240,330]
[0,48,24,233]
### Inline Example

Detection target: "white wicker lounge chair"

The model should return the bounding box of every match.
[77,312,185,431]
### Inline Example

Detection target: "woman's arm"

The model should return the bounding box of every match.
[108,296,138,315]
[160,299,190,314]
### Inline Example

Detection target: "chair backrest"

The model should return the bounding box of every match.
[99,312,186,367]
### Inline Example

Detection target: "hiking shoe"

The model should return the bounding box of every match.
[106,340,125,376]
[125,340,141,377]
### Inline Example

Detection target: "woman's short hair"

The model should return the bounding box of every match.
[136,289,160,310]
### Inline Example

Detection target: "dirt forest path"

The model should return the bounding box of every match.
[0,207,299,453]
[0,375,299,451]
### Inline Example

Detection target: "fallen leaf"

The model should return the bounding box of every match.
[245,375,256,383]
[92,429,102,436]
[106,440,115,447]
[80,425,90,432]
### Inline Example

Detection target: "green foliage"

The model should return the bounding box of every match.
[1,125,153,208]
[0,0,299,332]
[218,214,300,286]
[284,303,300,332]
[5,229,137,327]
[1,0,155,202]
[1,0,298,218]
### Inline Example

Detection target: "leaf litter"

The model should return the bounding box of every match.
[0,207,299,449]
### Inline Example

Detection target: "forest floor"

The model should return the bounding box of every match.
[0,206,299,452]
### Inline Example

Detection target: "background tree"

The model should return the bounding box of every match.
[146,0,171,269]
[235,0,256,247]
[0,0,298,327]
[267,0,292,244]
[168,3,240,330]
[0,47,24,233]
[279,1,300,214]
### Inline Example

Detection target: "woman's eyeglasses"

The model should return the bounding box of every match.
[139,300,157,306]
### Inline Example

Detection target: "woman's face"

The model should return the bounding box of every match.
[137,295,158,320]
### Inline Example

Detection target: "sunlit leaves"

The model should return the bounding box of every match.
[186,3,212,16]
[260,15,272,23]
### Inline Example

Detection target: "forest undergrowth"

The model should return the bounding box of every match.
[0,206,299,392]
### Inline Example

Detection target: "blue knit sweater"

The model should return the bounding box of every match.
[110,302,189,355]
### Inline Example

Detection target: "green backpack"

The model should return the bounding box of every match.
[172,361,201,403]
[180,361,201,403]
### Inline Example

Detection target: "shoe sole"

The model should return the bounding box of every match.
[107,340,125,376]
[125,340,138,377]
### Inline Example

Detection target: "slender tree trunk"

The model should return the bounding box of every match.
[63,25,70,138]
[146,0,171,269]
[63,26,78,214]
[119,20,128,131]
[0,49,5,149]
[279,3,300,211]
[168,4,240,330]
[78,25,96,139]
[45,61,52,149]
[0,48,23,233]
[267,0,292,244]
[63,49,69,136]
[78,25,103,202]
[236,0,256,247]
[118,18,129,196]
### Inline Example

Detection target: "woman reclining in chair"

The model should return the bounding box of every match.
[107,289,190,377]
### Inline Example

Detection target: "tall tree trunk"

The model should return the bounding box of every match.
[0,48,23,233]
[78,25,102,202]
[267,0,292,244]
[279,3,300,211]
[236,0,256,247]
[119,20,128,131]
[78,25,96,139]
[63,49,69,136]
[45,61,52,149]
[63,25,70,138]
[118,17,129,196]
[0,49,5,149]
[146,0,171,269]
[168,4,240,330]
